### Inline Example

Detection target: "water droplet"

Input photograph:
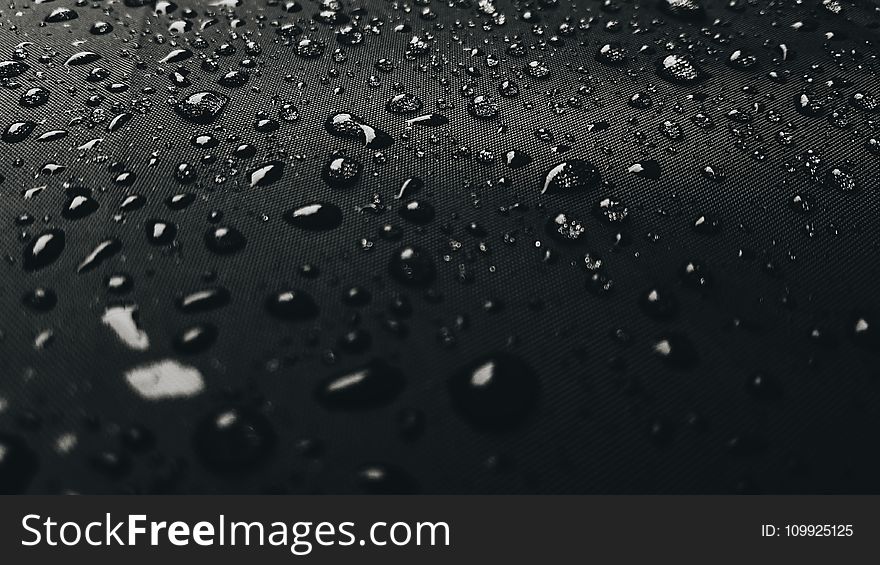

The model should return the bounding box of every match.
[160,48,193,64]
[173,91,230,124]
[656,54,706,84]
[23,229,65,271]
[658,0,705,20]
[448,353,540,432]
[628,159,662,180]
[652,334,699,369]
[504,150,532,169]
[145,219,177,246]
[173,323,218,354]
[0,61,30,79]
[541,160,602,195]
[356,463,419,493]
[315,361,406,411]
[325,112,393,148]
[2,121,37,143]
[126,360,204,400]
[205,226,247,254]
[64,51,101,66]
[22,287,57,312]
[249,160,284,187]
[386,93,423,115]
[177,287,231,313]
[388,245,436,287]
[45,7,79,23]
[322,156,362,188]
[0,434,39,494]
[193,407,276,473]
[467,95,500,119]
[283,202,343,230]
[266,289,319,321]
[398,200,436,225]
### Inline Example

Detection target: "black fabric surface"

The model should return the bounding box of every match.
[1,0,879,494]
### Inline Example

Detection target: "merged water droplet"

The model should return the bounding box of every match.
[823,166,857,192]
[325,112,393,148]
[546,212,587,244]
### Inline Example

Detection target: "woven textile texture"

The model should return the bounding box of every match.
[0,0,879,494]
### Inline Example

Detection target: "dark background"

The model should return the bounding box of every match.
[1,0,879,494]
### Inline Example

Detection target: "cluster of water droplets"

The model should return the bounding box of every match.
[1,0,879,493]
